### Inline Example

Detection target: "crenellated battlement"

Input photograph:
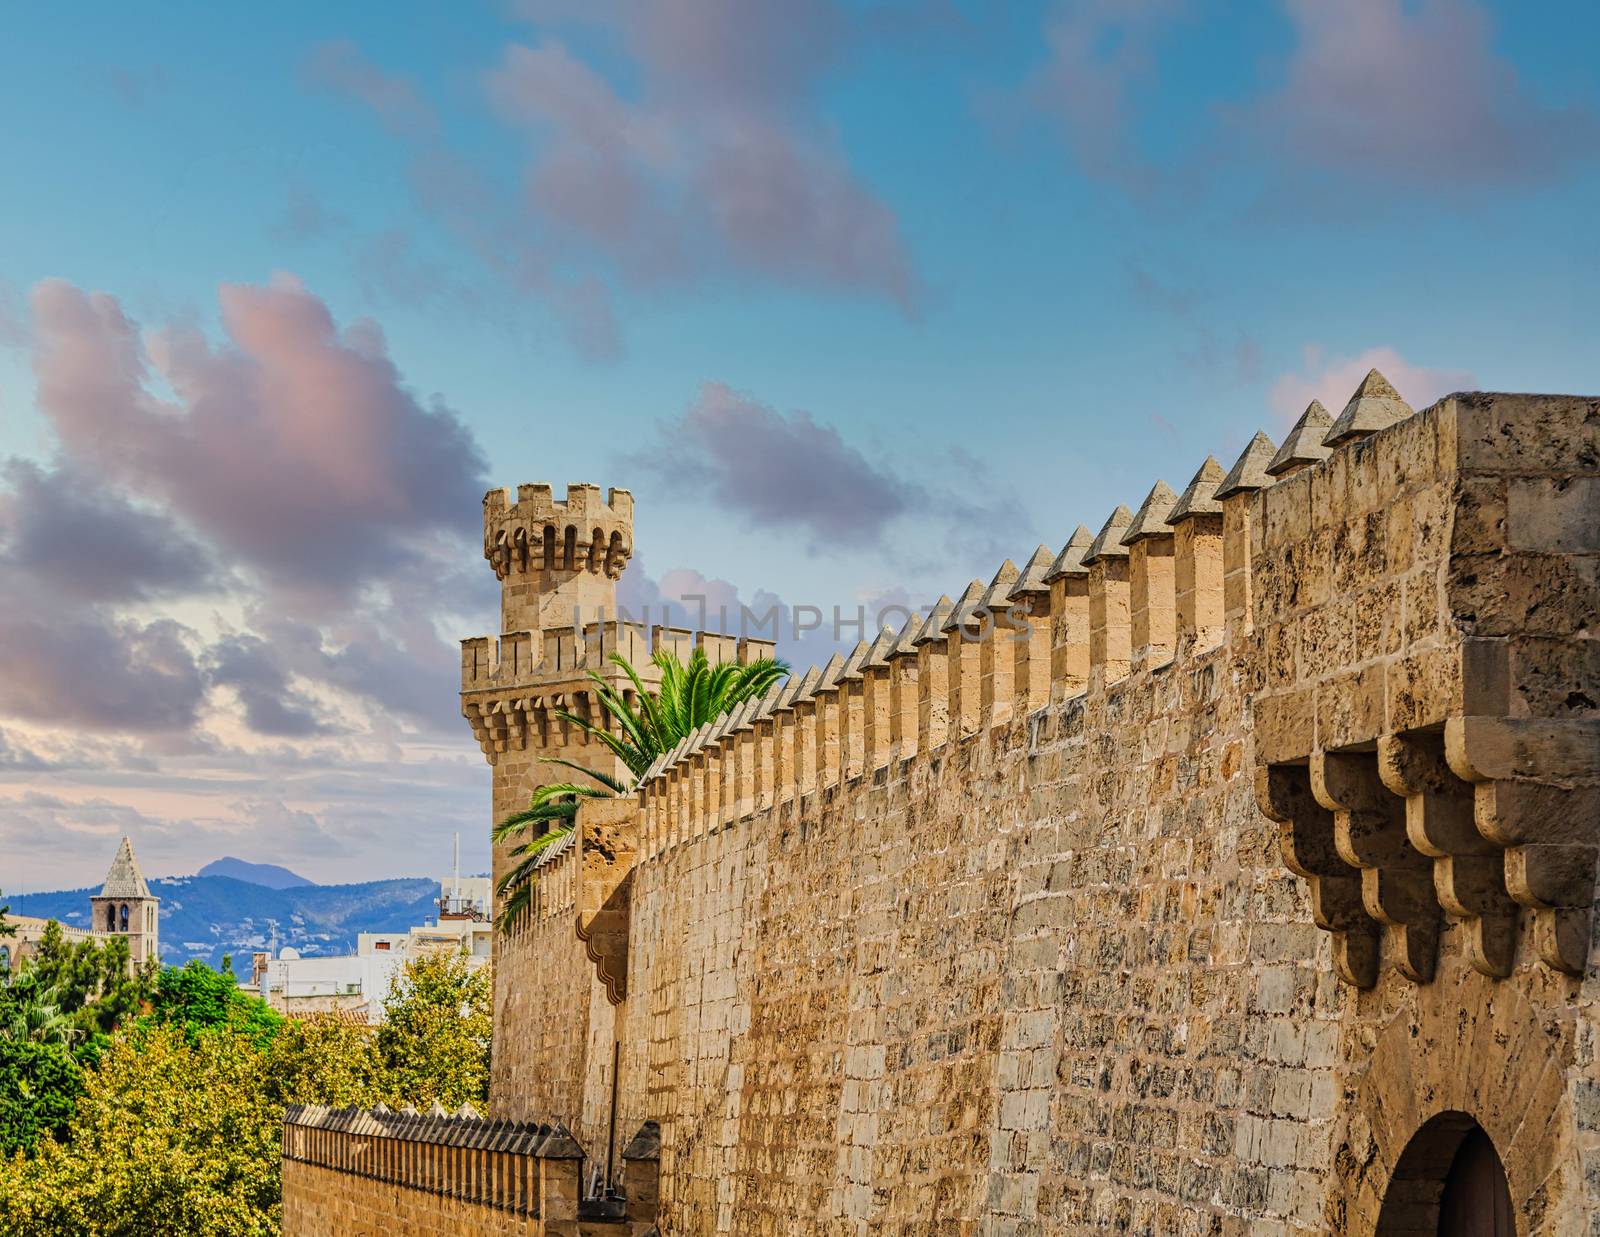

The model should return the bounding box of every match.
[483,482,634,581]
[616,375,1599,998]
[482,481,635,636]
[460,622,775,762]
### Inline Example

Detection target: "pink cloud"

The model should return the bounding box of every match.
[484,25,921,310]
[1268,345,1475,421]
[29,275,486,601]
[303,40,437,137]
[0,602,205,734]
[306,9,920,356]
[1243,0,1599,186]
[1021,0,1186,190]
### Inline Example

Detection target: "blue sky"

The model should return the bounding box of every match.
[1,0,1596,889]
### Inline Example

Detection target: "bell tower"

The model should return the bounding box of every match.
[90,836,160,968]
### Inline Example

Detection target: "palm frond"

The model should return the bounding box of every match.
[538,755,631,796]
[494,884,533,934]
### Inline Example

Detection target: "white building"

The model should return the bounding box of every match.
[251,877,492,1023]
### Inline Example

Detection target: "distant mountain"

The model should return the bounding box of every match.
[196,857,315,890]
[10,874,440,971]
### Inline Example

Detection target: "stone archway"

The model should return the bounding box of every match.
[1376,1112,1514,1235]
[1334,961,1582,1235]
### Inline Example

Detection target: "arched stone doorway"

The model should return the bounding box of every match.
[1334,960,1581,1234]
[1376,1111,1514,1235]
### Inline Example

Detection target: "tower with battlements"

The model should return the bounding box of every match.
[89,835,159,968]
[463,482,773,1136]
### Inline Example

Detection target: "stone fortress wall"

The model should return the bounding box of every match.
[284,378,1598,1234]
[476,381,1598,1233]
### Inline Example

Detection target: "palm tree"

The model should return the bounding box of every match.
[0,972,82,1047]
[495,646,787,931]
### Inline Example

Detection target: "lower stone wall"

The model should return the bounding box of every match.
[279,1105,661,1237]
[492,738,622,1165]
[283,1161,541,1237]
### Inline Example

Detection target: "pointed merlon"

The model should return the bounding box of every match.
[1007,545,1055,599]
[778,663,822,711]
[755,678,785,718]
[731,695,761,732]
[839,638,872,682]
[1169,456,1226,522]
[1121,480,1179,545]
[814,651,847,695]
[1043,525,1094,582]
[1324,368,1414,446]
[1215,431,1278,499]
[793,662,824,706]
[863,625,897,670]
[912,595,955,646]
[538,1124,585,1160]
[1082,506,1133,565]
[978,559,1021,614]
[891,609,923,657]
[941,579,986,633]
[1266,400,1334,477]
[621,1120,662,1162]
[772,672,805,714]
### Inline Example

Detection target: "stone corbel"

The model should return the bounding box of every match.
[1255,764,1382,988]
[1310,749,1441,983]
[574,797,638,1004]
[1445,716,1600,976]
[1378,731,1517,978]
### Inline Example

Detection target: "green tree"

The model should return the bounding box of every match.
[0,959,502,1230]
[24,923,155,1038]
[145,960,281,1047]
[0,1038,82,1157]
[0,892,14,939]
[0,1025,283,1237]
[265,1014,381,1110]
[374,953,491,1110]
[496,646,786,927]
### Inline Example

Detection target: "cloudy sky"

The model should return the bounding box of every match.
[1,1,1596,890]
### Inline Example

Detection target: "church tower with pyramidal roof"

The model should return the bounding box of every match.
[89,836,159,968]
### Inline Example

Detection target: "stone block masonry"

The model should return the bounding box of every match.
[285,380,1598,1234]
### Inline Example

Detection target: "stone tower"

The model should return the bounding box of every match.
[90,836,159,967]
[462,482,773,1137]
[466,483,648,1126]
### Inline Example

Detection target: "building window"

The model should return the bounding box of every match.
[106,904,116,931]
[119,905,129,932]
[0,946,10,972]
